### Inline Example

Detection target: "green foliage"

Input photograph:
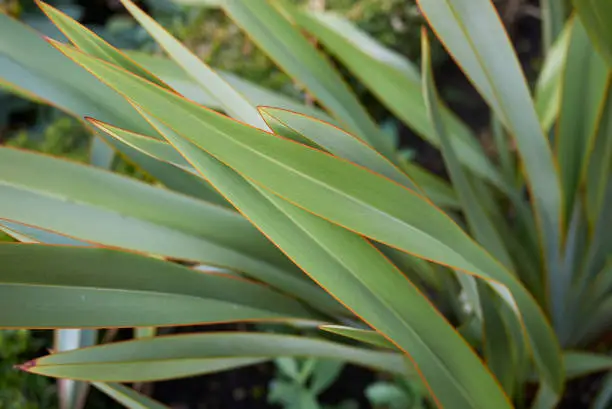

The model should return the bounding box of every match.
[0,330,56,409]
[0,1,611,409]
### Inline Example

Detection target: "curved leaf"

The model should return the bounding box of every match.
[416,2,563,344]
[222,0,394,158]
[0,13,219,203]
[284,7,505,192]
[24,333,406,382]
[53,42,561,395]
[0,244,320,328]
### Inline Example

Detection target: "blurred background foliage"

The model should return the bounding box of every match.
[0,0,542,407]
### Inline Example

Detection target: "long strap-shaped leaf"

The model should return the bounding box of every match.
[0,13,222,204]
[54,42,562,394]
[117,0,269,130]
[422,31,519,395]
[24,333,407,382]
[416,0,564,311]
[125,51,335,124]
[221,0,394,158]
[0,149,341,314]
[282,5,506,193]
[139,110,511,409]
[0,244,319,328]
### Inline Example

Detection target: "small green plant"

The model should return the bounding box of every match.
[268,357,354,409]
[0,1,611,409]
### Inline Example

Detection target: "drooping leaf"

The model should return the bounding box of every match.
[0,148,341,313]
[53,42,561,395]
[24,333,407,382]
[132,110,513,409]
[0,244,321,328]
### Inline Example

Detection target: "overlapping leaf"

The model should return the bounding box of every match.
[0,12,222,203]
[416,0,563,306]
[222,0,394,158]
[282,5,506,192]
[54,40,562,395]
[0,244,320,328]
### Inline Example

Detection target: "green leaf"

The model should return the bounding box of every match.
[556,16,610,223]
[397,158,460,210]
[0,148,340,312]
[24,333,407,382]
[0,244,320,328]
[259,107,419,191]
[0,13,219,203]
[416,0,563,323]
[310,360,344,395]
[126,51,334,124]
[564,351,612,379]
[286,7,506,192]
[0,220,90,246]
[535,23,571,133]
[92,383,169,409]
[320,325,396,350]
[54,41,561,396]
[133,110,512,409]
[222,0,394,158]
[421,30,513,271]
[37,1,168,89]
[573,0,612,67]
[118,0,269,130]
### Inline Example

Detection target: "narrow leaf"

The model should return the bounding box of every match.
[285,7,506,191]
[417,1,564,335]
[24,333,406,382]
[53,42,562,394]
[0,244,320,328]
[92,383,169,409]
[222,0,394,157]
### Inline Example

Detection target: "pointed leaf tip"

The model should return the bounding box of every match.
[15,360,37,371]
